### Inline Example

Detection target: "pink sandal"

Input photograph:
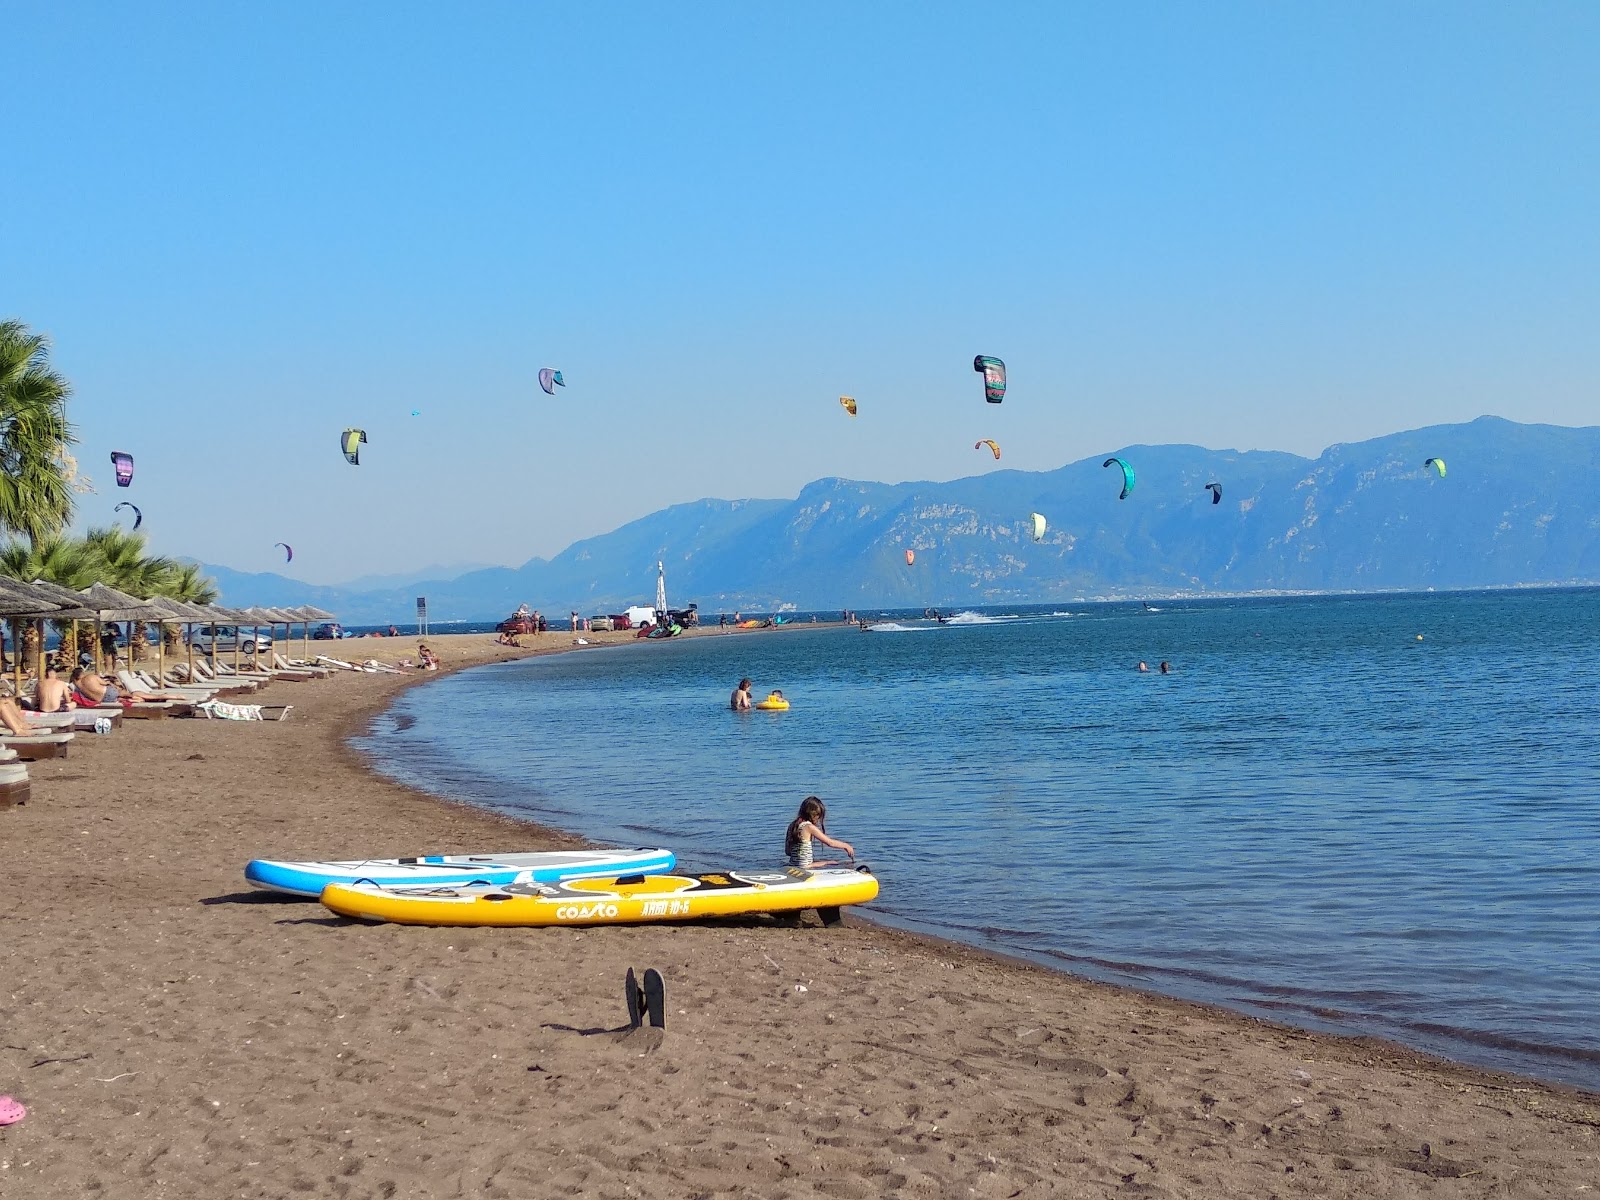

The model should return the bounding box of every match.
[0,1096,24,1126]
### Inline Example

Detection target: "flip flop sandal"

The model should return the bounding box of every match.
[0,1096,24,1126]
[643,968,666,1030]
[624,968,643,1030]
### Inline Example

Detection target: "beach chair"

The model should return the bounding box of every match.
[192,700,293,721]
[0,747,30,809]
[172,662,258,695]
[273,652,330,678]
[130,670,221,703]
[315,655,366,672]
[0,730,74,760]
[28,710,122,733]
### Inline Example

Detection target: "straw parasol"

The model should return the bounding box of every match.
[287,605,336,662]
[138,595,205,683]
[259,608,301,664]
[0,580,76,693]
[10,578,99,667]
[79,583,168,676]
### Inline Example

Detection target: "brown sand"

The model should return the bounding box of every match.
[3,632,1598,1198]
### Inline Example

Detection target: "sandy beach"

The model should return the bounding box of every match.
[3,629,1597,1198]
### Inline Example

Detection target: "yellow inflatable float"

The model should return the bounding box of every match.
[755,691,789,711]
[320,865,878,927]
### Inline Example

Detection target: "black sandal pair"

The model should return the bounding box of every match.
[625,967,666,1029]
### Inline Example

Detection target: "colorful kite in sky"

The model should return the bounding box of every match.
[974,356,1006,404]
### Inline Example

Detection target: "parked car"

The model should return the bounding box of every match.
[189,625,273,654]
[587,616,614,632]
[311,622,345,640]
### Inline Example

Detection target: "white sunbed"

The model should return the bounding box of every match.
[128,670,219,702]
[273,652,330,678]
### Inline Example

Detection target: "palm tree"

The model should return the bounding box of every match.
[83,526,177,663]
[0,321,77,544]
[0,533,101,668]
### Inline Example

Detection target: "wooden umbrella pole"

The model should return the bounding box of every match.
[187,622,195,683]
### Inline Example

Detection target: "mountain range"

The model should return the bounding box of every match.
[202,416,1600,624]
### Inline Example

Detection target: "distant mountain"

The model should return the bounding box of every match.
[205,417,1600,623]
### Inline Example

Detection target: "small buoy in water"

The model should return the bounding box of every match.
[1416,634,1424,641]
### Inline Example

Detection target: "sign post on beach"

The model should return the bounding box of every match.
[416,596,428,638]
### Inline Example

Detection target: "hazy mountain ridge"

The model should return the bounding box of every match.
[204,417,1600,622]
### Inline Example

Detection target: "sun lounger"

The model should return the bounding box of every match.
[167,664,256,696]
[273,652,329,678]
[0,754,30,809]
[130,670,219,702]
[0,730,74,760]
[205,661,276,685]
[193,700,293,721]
[315,655,363,671]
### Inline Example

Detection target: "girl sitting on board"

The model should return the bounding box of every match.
[785,796,854,869]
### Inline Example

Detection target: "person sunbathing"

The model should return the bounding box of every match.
[69,667,182,707]
[0,697,39,736]
[32,664,76,713]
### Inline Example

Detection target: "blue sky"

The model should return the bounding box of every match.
[6,3,1598,584]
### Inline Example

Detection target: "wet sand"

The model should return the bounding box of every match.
[3,631,1598,1197]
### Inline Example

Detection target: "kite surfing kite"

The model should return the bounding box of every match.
[114,502,142,530]
[538,368,565,395]
[1030,512,1046,541]
[905,549,915,566]
[340,429,367,465]
[109,451,134,488]
[275,542,293,563]
[974,356,1006,404]
[1103,457,1135,500]
[975,439,1001,460]
[1205,482,1222,505]
[839,396,857,417]
[1423,457,1447,477]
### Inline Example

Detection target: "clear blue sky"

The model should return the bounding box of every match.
[6,3,1598,584]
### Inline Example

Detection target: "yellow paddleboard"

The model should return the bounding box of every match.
[320,865,879,927]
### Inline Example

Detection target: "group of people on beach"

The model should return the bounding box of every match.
[0,660,183,736]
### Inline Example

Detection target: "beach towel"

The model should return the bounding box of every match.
[194,700,264,721]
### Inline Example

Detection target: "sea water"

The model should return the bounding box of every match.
[357,589,1600,1091]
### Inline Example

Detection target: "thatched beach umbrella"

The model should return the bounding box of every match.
[79,583,166,677]
[291,605,336,663]
[140,596,206,683]
[239,607,279,667]
[190,603,242,675]
[0,581,74,693]
[259,608,300,663]
[10,578,98,681]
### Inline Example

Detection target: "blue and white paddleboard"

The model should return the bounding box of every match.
[245,847,676,898]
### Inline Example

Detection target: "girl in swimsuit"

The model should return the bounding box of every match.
[784,796,854,869]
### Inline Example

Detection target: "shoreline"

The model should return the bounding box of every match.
[5,631,1598,1196]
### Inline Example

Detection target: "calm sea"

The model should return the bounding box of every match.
[356,589,1600,1091]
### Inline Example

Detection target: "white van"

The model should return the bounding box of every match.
[623,605,657,628]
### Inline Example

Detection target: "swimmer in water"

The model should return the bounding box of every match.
[1159,661,1170,674]
[1137,661,1149,672]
